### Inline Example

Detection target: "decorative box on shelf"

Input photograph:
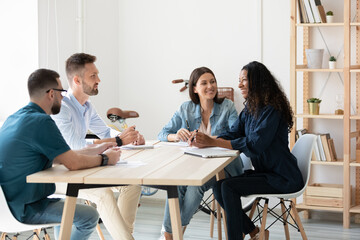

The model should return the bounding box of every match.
[304,183,344,208]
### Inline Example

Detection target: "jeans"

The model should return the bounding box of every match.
[213,174,281,240]
[56,184,141,240]
[23,199,99,240]
[163,156,244,233]
[163,178,215,233]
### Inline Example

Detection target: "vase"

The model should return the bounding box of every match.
[308,103,320,115]
[329,61,336,69]
[305,49,324,69]
[326,15,334,23]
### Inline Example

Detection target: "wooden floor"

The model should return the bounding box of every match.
[2,197,360,240]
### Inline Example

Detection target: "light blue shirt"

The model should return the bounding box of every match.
[158,98,242,177]
[158,98,238,141]
[52,91,119,150]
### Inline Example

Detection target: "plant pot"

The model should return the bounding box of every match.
[305,49,324,69]
[326,15,334,23]
[329,61,336,69]
[308,102,320,115]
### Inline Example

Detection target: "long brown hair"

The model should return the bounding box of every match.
[188,67,224,105]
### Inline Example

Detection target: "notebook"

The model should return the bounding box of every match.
[183,147,239,158]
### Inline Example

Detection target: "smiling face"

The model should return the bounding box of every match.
[238,69,249,99]
[193,73,217,101]
[80,63,100,96]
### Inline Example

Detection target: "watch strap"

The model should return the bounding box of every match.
[115,136,123,146]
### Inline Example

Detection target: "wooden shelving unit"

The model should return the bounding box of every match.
[290,0,360,228]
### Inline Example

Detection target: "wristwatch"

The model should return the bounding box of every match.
[99,153,109,166]
[115,136,123,146]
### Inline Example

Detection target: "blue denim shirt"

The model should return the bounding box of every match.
[158,98,243,176]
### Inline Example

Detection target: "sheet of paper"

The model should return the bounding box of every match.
[120,144,154,150]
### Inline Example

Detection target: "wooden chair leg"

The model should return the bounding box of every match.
[221,207,228,240]
[85,200,105,240]
[290,201,308,240]
[248,198,259,220]
[1,233,7,240]
[210,194,216,238]
[280,199,290,240]
[33,229,41,240]
[258,199,268,240]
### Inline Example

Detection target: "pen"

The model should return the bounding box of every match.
[185,120,190,131]
[191,129,198,142]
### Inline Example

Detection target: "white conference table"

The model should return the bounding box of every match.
[27,141,238,240]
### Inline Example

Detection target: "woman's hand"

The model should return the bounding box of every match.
[188,131,213,148]
[175,128,191,142]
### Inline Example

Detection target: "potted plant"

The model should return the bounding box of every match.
[307,98,322,115]
[326,11,334,23]
[329,56,336,69]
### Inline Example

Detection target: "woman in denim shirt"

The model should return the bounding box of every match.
[158,67,243,240]
[190,61,303,240]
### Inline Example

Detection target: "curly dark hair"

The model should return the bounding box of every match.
[242,61,294,132]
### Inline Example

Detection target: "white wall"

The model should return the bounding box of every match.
[38,0,120,117]
[116,0,265,139]
[0,1,38,121]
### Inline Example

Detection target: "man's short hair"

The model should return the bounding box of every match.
[65,53,96,85]
[28,69,60,98]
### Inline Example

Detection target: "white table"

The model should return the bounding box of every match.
[27,141,238,240]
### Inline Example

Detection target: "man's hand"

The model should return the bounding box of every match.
[119,125,139,145]
[103,147,121,165]
[133,133,145,145]
[93,142,117,154]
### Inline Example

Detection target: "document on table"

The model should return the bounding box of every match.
[120,144,154,150]
[183,147,239,158]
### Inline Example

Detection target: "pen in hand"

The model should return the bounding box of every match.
[191,129,198,142]
[185,120,190,131]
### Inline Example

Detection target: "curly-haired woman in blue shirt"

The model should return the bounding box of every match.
[189,61,303,240]
[158,67,243,240]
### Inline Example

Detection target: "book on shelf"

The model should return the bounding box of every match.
[299,0,309,23]
[328,138,337,161]
[316,135,326,161]
[320,134,331,161]
[297,0,304,23]
[309,0,322,23]
[303,0,315,23]
[315,0,326,23]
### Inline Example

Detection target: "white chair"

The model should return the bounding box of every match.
[0,185,60,240]
[247,134,317,240]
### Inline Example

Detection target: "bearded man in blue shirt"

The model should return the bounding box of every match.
[0,68,121,240]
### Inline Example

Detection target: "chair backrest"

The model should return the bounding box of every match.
[291,134,317,186]
[218,87,234,102]
[0,185,24,232]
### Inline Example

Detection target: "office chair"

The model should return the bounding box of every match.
[246,134,316,240]
[0,185,60,240]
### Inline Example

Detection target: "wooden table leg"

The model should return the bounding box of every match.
[58,183,80,240]
[58,196,78,240]
[167,186,183,240]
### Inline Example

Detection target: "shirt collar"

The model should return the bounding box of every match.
[68,91,90,112]
[28,102,46,114]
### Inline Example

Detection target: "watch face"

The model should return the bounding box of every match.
[101,154,109,166]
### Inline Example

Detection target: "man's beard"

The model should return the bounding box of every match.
[51,101,61,115]
[83,82,99,96]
